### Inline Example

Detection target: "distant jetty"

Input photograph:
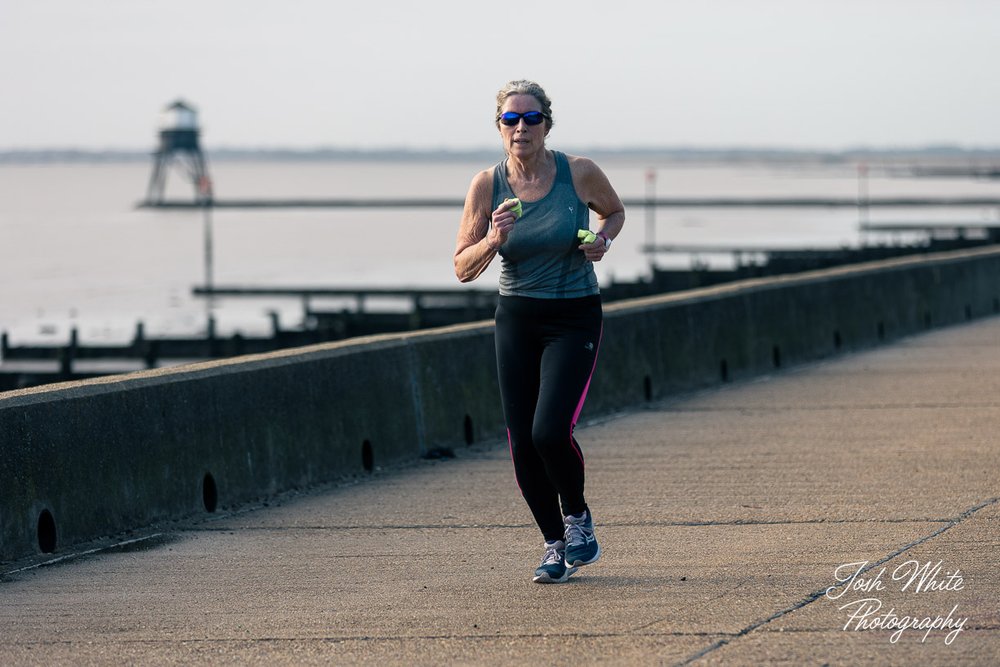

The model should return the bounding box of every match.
[137,196,1000,210]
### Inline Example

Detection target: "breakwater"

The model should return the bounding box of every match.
[3,246,1000,564]
[138,195,1000,209]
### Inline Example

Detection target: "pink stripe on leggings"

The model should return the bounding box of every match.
[569,324,604,465]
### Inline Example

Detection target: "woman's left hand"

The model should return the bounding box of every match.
[579,238,609,262]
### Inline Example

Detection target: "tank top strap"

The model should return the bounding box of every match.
[552,151,573,185]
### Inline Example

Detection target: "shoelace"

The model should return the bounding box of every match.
[541,546,563,566]
[565,519,592,547]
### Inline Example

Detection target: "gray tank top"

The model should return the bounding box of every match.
[492,151,599,298]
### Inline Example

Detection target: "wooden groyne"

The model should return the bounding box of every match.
[0,293,499,391]
[0,317,346,391]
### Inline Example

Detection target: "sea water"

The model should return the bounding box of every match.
[1,157,997,345]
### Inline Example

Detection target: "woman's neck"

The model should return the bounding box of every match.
[507,148,553,183]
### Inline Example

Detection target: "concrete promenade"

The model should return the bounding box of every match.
[2,317,999,666]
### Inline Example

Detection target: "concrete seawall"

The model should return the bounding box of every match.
[3,246,1000,564]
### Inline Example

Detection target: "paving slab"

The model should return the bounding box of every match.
[2,317,999,666]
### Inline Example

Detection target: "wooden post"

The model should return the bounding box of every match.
[59,346,72,377]
[410,294,423,330]
[144,340,159,369]
[207,315,218,357]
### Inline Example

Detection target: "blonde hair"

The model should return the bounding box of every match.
[495,80,554,131]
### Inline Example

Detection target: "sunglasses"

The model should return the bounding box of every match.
[499,111,549,126]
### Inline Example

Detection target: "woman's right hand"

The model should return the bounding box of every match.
[486,200,519,250]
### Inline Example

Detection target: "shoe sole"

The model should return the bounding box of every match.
[566,543,601,568]
[532,566,578,584]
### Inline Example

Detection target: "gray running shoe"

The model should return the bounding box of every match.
[532,540,578,584]
[564,511,601,567]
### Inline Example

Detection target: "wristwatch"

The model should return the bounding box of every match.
[597,232,613,249]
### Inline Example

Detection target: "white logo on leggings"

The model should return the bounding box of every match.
[584,342,594,352]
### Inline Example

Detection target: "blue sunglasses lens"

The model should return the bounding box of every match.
[500,111,546,126]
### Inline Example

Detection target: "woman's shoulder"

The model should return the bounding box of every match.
[468,166,497,191]
[464,166,497,208]
[561,152,601,176]
[561,152,608,194]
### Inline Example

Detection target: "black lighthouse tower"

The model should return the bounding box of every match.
[145,99,212,205]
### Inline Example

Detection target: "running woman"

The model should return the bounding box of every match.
[454,80,625,583]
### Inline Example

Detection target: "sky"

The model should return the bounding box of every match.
[2,0,999,151]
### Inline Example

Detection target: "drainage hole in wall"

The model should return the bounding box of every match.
[362,439,374,473]
[464,414,475,445]
[202,473,218,513]
[965,304,973,321]
[720,359,729,383]
[37,509,57,554]
[993,297,999,314]
[772,345,782,369]
[877,321,886,341]
[643,376,653,401]
[924,312,932,328]
[833,331,842,350]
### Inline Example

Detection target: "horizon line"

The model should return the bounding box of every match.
[3,143,1000,163]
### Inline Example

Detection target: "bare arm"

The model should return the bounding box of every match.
[453,169,518,282]
[568,155,626,262]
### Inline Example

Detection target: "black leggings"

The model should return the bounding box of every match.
[495,294,603,542]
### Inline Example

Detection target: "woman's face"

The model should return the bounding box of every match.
[499,94,548,158]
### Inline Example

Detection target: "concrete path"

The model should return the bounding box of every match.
[2,317,999,666]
